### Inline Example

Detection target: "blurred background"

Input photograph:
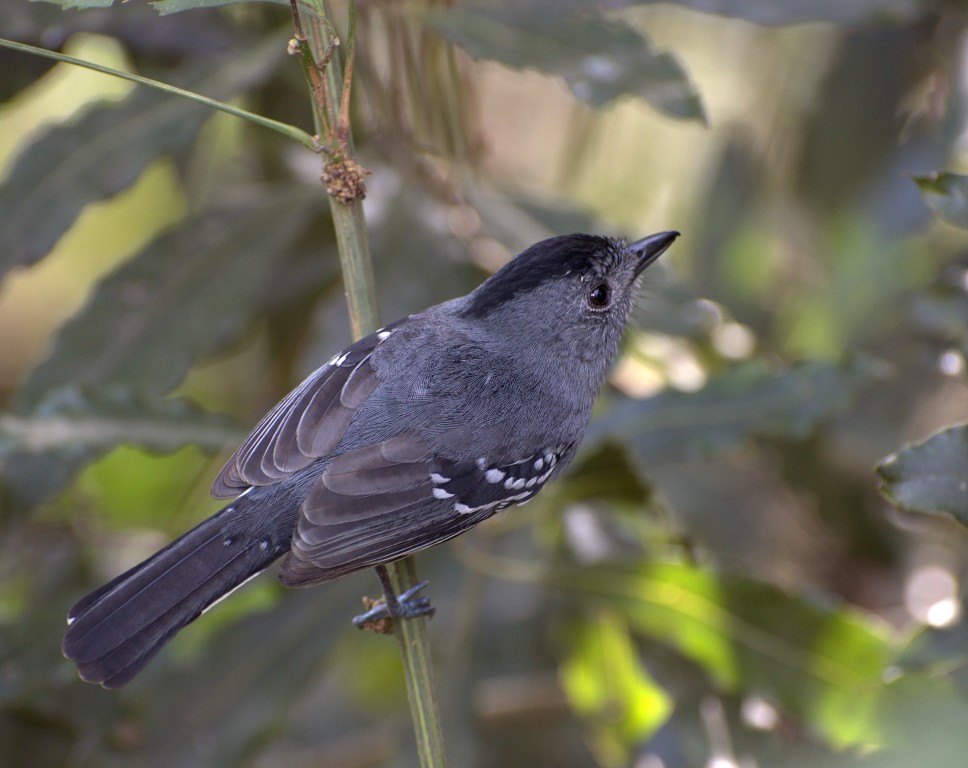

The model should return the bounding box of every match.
[1,1,967,766]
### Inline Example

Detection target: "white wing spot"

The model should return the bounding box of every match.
[485,468,506,483]
[334,351,350,366]
[454,502,472,514]
[377,330,392,341]
[433,487,455,500]
[259,541,269,551]
[511,478,526,490]
[430,472,450,484]
[526,477,538,488]
[534,457,544,471]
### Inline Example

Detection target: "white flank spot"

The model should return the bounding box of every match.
[485,468,506,483]
[539,469,553,483]
[433,487,455,500]
[202,570,265,615]
[533,457,544,471]
[454,502,473,514]
[430,472,450,484]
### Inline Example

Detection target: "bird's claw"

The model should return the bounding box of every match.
[353,579,436,632]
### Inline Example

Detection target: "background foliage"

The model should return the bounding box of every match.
[1,1,967,766]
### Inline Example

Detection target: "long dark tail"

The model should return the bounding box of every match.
[63,498,291,688]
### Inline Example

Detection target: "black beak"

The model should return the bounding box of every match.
[630,230,680,277]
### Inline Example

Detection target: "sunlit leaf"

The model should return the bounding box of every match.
[425,6,706,122]
[16,189,317,410]
[877,425,968,524]
[912,172,968,229]
[0,385,244,517]
[0,33,286,274]
[556,561,896,747]
[560,611,672,767]
[587,360,871,466]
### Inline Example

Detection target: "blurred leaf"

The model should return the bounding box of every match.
[587,359,872,465]
[630,0,930,26]
[912,172,968,229]
[0,32,286,274]
[560,611,672,767]
[563,442,652,505]
[153,0,286,13]
[0,386,244,518]
[16,189,317,410]
[425,6,706,122]
[877,425,968,524]
[33,0,114,8]
[557,561,896,748]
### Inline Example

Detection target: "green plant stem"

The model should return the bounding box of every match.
[293,4,447,766]
[0,36,321,152]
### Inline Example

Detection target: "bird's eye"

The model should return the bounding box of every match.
[587,283,610,308]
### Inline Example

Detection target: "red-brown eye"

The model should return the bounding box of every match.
[587,283,610,308]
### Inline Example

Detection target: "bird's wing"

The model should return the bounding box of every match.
[210,321,404,498]
[279,434,572,585]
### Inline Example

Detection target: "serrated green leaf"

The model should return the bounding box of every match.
[560,612,672,767]
[588,360,871,465]
[556,561,896,748]
[0,32,285,273]
[0,385,244,517]
[912,172,968,229]
[16,189,317,410]
[425,6,706,122]
[877,425,968,524]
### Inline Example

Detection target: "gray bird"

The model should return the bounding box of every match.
[62,230,679,687]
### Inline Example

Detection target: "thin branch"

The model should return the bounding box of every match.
[0,36,321,152]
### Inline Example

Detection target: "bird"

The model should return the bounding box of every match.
[62,230,679,687]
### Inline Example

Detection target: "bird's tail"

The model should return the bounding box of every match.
[63,499,288,688]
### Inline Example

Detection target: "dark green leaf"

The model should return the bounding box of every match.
[877,425,968,523]
[425,7,706,122]
[16,189,317,409]
[0,32,286,274]
[152,0,287,13]
[587,359,872,465]
[0,386,244,516]
[630,0,929,27]
[33,0,113,8]
[556,561,896,747]
[912,172,968,229]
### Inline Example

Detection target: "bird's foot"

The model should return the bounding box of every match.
[353,571,436,633]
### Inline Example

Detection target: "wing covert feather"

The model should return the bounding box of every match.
[210,327,395,498]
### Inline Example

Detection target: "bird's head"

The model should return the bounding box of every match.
[459,231,679,376]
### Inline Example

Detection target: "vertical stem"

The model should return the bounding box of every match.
[290,3,447,766]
